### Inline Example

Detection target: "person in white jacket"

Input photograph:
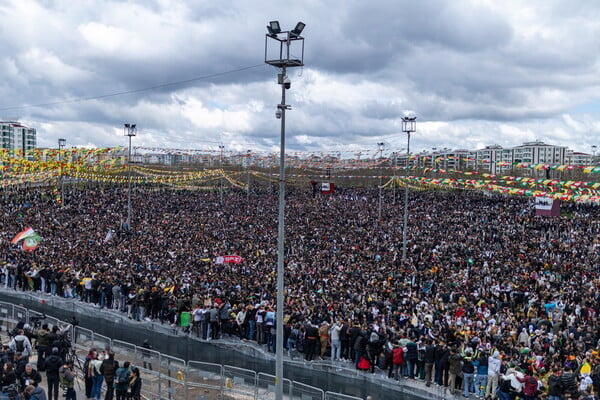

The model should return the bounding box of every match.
[486,350,502,399]
[329,321,343,361]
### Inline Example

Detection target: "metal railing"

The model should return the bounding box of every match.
[1,301,364,400]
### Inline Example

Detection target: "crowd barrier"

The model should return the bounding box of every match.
[1,300,363,400]
[0,290,452,400]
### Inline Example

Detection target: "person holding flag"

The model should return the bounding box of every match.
[11,227,42,251]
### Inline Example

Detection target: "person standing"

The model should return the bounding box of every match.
[487,350,502,399]
[83,348,97,400]
[448,347,463,394]
[318,322,330,359]
[141,340,153,371]
[304,323,319,361]
[99,351,118,400]
[423,339,436,386]
[9,329,33,363]
[114,361,131,400]
[44,347,63,400]
[90,353,104,400]
[59,359,76,400]
[128,367,142,400]
[329,321,343,361]
[35,324,52,372]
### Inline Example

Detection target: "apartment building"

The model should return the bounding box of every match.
[0,121,37,158]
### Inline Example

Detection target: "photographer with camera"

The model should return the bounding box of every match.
[58,360,75,400]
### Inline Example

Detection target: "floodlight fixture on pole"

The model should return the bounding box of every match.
[124,123,137,230]
[265,20,306,400]
[267,20,281,36]
[291,21,305,37]
[401,115,416,261]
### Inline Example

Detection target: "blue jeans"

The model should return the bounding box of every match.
[90,374,104,399]
[248,320,256,341]
[463,372,475,397]
[287,338,296,358]
[475,374,487,396]
[331,339,341,360]
[405,359,416,378]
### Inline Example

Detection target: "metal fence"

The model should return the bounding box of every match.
[0,301,364,400]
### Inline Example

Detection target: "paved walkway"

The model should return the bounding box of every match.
[0,328,88,400]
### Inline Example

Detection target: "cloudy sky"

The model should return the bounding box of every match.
[1,0,599,157]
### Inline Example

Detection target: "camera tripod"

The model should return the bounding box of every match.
[64,347,83,391]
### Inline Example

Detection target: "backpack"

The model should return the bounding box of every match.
[116,368,129,384]
[14,338,25,353]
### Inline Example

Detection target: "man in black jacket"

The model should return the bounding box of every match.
[44,347,63,400]
[20,363,42,389]
[304,323,319,361]
[434,341,450,386]
[423,339,437,386]
[100,351,119,400]
[559,365,579,399]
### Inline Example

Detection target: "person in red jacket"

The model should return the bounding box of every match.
[518,369,540,400]
[390,342,404,380]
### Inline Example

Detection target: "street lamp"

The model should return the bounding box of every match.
[265,20,305,400]
[219,145,225,203]
[58,138,66,204]
[401,115,416,261]
[124,123,137,230]
[377,142,384,219]
[246,150,252,203]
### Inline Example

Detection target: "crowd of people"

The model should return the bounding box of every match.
[1,182,600,400]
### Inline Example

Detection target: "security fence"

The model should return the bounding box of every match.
[1,300,363,400]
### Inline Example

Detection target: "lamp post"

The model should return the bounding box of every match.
[219,145,225,203]
[265,20,305,400]
[377,142,384,219]
[246,149,251,203]
[58,138,66,204]
[401,116,416,261]
[124,123,137,230]
[592,145,597,165]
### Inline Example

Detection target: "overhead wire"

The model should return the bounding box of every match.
[0,63,267,112]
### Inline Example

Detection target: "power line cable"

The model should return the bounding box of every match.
[0,63,266,112]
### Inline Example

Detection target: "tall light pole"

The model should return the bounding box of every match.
[219,145,225,203]
[377,142,384,219]
[401,116,416,261]
[246,149,251,203]
[124,123,137,230]
[58,138,66,204]
[265,20,305,400]
[392,152,397,203]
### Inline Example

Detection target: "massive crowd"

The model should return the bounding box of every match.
[1,182,600,400]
